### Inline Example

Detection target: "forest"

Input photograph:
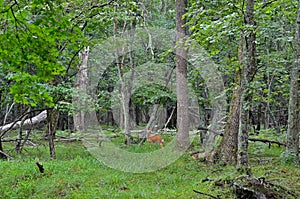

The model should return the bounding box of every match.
[0,0,299,198]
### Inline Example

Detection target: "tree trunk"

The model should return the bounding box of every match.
[123,23,136,144]
[15,129,23,154]
[15,110,29,154]
[265,72,271,129]
[73,46,89,131]
[175,0,189,150]
[114,8,136,144]
[215,83,241,164]
[214,36,244,165]
[145,66,175,131]
[256,104,261,133]
[146,104,161,131]
[237,0,256,172]
[0,138,6,159]
[46,109,59,158]
[237,85,249,169]
[285,0,300,165]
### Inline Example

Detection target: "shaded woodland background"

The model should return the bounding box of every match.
[0,0,299,168]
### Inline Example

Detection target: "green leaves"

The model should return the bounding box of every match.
[9,81,54,107]
[132,84,175,106]
[0,0,89,107]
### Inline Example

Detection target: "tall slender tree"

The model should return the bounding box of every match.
[175,0,190,150]
[285,0,300,165]
[237,0,256,172]
[113,4,137,145]
[73,46,90,132]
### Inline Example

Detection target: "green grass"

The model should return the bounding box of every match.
[0,133,299,199]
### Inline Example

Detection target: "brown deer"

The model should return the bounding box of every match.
[146,129,164,148]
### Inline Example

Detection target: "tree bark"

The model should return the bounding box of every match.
[285,0,300,165]
[215,83,241,164]
[214,36,244,165]
[145,66,175,131]
[175,0,190,150]
[73,46,89,131]
[46,109,59,158]
[237,0,256,171]
[0,138,6,159]
[124,22,136,144]
[114,7,136,144]
[0,110,47,132]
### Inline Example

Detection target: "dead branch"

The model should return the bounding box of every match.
[261,177,299,198]
[2,102,15,126]
[233,175,299,198]
[202,177,216,182]
[198,126,223,136]
[36,162,44,173]
[193,189,221,199]
[189,149,204,156]
[0,150,13,160]
[164,106,176,129]
[54,138,82,142]
[248,137,286,148]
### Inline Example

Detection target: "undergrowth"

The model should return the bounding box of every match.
[0,130,299,199]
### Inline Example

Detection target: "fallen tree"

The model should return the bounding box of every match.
[191,126,292,159]
[249,137,286,148]
[197,126,286,147]
[0,110,47,133]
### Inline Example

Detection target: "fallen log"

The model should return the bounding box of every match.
[54,138,82,142]
[0,110,47,133]
[190,127,291,159]
[248,137,286,148]
[189,149,204,156]
[197,126,287,148]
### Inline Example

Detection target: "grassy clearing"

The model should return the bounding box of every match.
[0,132,299,199]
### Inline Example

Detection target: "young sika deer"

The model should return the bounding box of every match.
[146,129,164,148]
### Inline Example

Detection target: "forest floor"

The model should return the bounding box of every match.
[0,130,299,199]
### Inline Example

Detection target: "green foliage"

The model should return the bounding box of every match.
[186,0,296,132]
[189,67,210,107]
[96,66,119,112]
[0,1,79,107]
[132,83,176,106]
[0,0,113,108]
[140,0,175,29]
[0,2,299,194]
[187,1,242,57]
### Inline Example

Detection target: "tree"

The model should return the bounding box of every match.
[73,46,90,132]
[0,1,70,158]
[237,0,256,171]
[113,4,137,145]
[285,0,300,165]
[215,68,241,164]
[46,109,59,158]
[186,0,260,166]
[187,0,244,164]
[0,0,113,157]
[175,0,190,150]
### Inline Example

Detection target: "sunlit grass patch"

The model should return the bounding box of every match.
[0,129,299,198]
